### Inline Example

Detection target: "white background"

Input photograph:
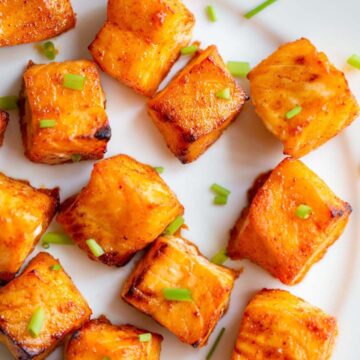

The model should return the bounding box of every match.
[0,0,359,358]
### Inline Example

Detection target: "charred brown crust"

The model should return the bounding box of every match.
[19,60,110,165]
[228,158,352,284]
[147,45,247,164]
[122,236,237,348]
[59,193,79,214]
[231,289,338,358]
[330,202,352,218]
[191,340,201,348]
[152,242,168,260]
[57,155,184,268]
[88,16,190,98]
[69,328,81,342]
[182,132,197,143]
[94,125,112,141]
[0,272,15,286]
[122,241,171,302]
[248,38,360,158]
[66,315,163,358]
[247,170,272,204]
[99,250,134,267]
[95,315,111,324]
[122,263,152,302]
[0,1,76,48]
[40,187,61,214]
[69,315,112,344]
[0,111,9,147]
[0,325,45,359]
[0,253,91,359]
[18,61,37,162]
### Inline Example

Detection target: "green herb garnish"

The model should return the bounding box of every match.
[206,327,225,359]
[181,45,198,55]
[163,288,192,301]
[42,41,58,60]
[154,166,164,174]
[63,74,85,91]
[206,5,217,22]
[50,264,61,271]
[227,61,251,78]
[0,96,18,110]
[42,232,73,248]
[347,54,360,69]
[285,105,302,119]
[295,204,312,219]
[139,333,152,342]
[211,249,228,265]
[216,88,231,100]
[164,216,184,236]
[211,183,231,197]
[86,239,105,257]
[244,0,277,19]
[28,307,45,338]
[71,154,82,162]
[39,119,56,128]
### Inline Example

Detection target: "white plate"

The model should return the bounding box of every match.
[0,0,359,358]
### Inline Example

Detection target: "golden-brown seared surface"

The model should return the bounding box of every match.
[148,45,247,163]
[0,252,92,360]
[107,0,192,43]
[0,111,9,146]
[0,173,59,284]
[65,315,163,360]
[89,0,195,96]
[248,38,359,158]
[228,158,351,285]
[0,0,76,47]
[122,235,237,347]
[57,154,184,266]
[231,289,338,360]
[19,60,110,164]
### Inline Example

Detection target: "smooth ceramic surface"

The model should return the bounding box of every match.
[0,0,359,358]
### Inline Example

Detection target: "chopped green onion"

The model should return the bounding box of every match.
[211,183,230,206]
[102,357,110,360]
[86,239,105,257]
[154,166,164,174]
[39,119,56,128]
[0,96,18,110]
[244,0,277,19]
[347,54,360,69]
[211,183,231,197]
[63,74,85,91]
[213,195,228,205]
[139,333,152,342]
[216,88,231,100]
[295,204,312,219]
[163,288,192,302]
[285,105,302,119]
[211,249,228,265]
[206,5,217,22]
[50,264,61,271]
[206,327,225,360]
[71,154,82,162]
[42,232,73,248]
[227,61,251,78]
[181,45,198,55]
[28,307,45,338]
[164,216,184,235]
[43,41,58,60]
